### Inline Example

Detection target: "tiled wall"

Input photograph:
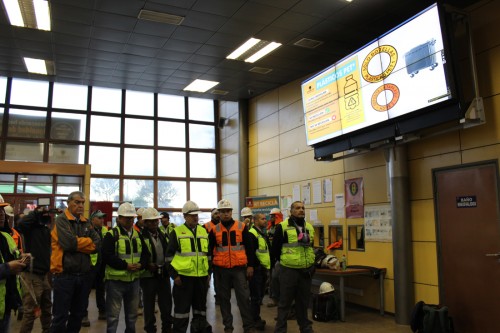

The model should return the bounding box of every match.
[220,0,499,313]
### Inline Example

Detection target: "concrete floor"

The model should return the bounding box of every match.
[9,286,411,333]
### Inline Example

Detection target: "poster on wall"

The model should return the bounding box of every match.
[281,195,293,219]
[245,196,280,219]
[345,178,364,218]
[364,204,392,242]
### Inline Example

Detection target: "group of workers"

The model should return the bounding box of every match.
[0,191,317,333]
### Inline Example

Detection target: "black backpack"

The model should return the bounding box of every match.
[312,291,340,322]
[411,301,454,333]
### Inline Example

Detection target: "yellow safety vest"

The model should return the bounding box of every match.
[249,227,270,269]
[105,228,143,282]
[90,227,108,266]
[280,219,315,269]
[0,231,20,319]
[170,224,209,277]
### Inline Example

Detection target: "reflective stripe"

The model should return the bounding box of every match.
[176,251,208,257]
[173,312,190,319]
[118,254,133,259]
[256,249,268,253]
[216,246,228,252]
[178,235,194,239]
[231,245,245,251]
[165,256,174,262]
[283,243,311,248]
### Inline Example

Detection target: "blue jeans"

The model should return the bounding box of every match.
[50,273,91,333]
[106,279,140,333]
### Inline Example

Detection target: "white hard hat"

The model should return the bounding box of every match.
[241,207,253,217]
[270,208,281,215]
[141,207,162,220]
[0,194,9,207]
[182,201,202,215]
[319,282,335,294]
[118,202,137,217]
[217,199,233,210]
[4,205,14,217]
[136,207,145,216]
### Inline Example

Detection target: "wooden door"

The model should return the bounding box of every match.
[434,162,500,333]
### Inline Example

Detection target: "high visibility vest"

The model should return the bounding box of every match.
[249,227,270,269]
[0,231,20,319]
[170,224,209,277]
[90,227,108,266]
[280,219,315,269]
[159,223,175,237]
[105,228,143,282]
[204,221,217,233]
[212,221,248,268]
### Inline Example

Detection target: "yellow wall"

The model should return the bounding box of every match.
[219,1,499,314]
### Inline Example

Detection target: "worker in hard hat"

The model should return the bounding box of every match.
[271,201,315,333]
[102,202,150,333]
[166,201,212,333]
[204,208,221,305]
[241,207,253,228]
[266,207,282,308]
[248,213,272,331]
[209,199,257,333]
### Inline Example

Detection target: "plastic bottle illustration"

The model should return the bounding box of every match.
[344,74,359,110]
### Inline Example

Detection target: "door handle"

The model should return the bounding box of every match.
[485,253,500,257]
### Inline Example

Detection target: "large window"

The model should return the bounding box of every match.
[0,77,219,211]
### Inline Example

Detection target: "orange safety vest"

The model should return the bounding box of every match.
[204,220,217,233]
[212,220,248,268]
[11,228,23,253]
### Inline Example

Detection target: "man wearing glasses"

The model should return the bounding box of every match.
[50,191,101,333]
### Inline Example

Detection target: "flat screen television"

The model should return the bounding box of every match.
[302,3,467,159]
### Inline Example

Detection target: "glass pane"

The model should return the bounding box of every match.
[158,151,186,177]
[124,148,154,176]
[91,177,120,201]
[0,174,15,194]
[125,90,153,116]
[158,94,185,119]
[0,108,3,136]
[188,97,214,122]
[125,118,154,145]
[10,78,49,107]
[90,115,121,143]
[189,124,215,149]
[123,179,154,207]
[53,82,88,110]
[190,152,216,178]
[189,181,217,209]
[49,144,85,164]
[89,146,120,175]
[0,77,6,103]
[91,86,122,114]
[158,181,186,208]
[55,196,68,210]
[8,109,47,138]
[158,121,185,148]
[17,175,53,194]
[51,112,86,141]
[5,142,43,162]
[56,185,81,195]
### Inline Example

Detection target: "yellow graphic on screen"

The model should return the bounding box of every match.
[338,58,364,130]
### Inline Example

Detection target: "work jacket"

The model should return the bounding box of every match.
[50,210,100,274]
[141,229,168,278]
[249,226,271,269]
[279,219,315,269]
[0,231,20,319]
[168,224,209,277]
[212,220,248,268]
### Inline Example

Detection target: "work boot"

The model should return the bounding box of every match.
[81,315,90,327]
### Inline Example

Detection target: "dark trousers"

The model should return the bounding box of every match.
[274,265,313,333]
[249,266,267,322]
[269,262,281,301]
[172,275,208,333]
[0,312,10,333]
[87,264,106,316]
[215,266,254,331]
[19,271,52,333]
[141,276,172,333]
[50,273,91,333]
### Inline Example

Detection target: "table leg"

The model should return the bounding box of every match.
[340,276,345,321]
[379,271,385,316]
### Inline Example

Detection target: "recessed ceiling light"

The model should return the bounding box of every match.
[184,79,219,93]
[227,37,282,63]
[24,57,47,74]
[3,0,51,31]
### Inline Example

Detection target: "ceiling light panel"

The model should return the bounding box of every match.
[184,79,219,93]
[3,0,51,30]
[138,9,184,25]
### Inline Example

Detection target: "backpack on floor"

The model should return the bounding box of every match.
[411,301,454,333]
[312,291,340,322]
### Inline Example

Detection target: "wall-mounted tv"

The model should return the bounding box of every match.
[302,3,466,159]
